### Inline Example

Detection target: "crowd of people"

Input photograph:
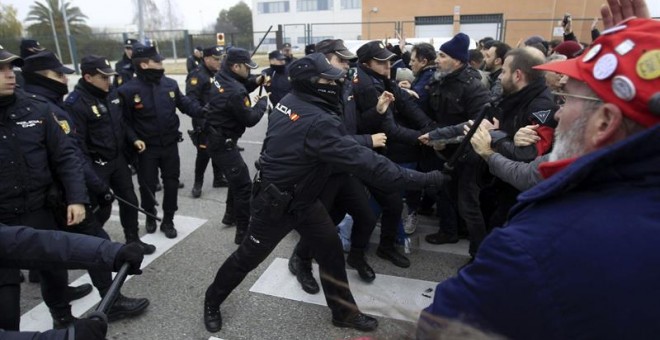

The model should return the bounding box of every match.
[1,0,658,338]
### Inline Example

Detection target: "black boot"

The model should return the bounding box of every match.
[161,212,177,239]
[332,312,378,332]
[126,232,156,255]
[51,306,78,329]
[288,251,320,294]
[346,250,376,283]
[106,293,150,322]
[145,211,157,233]
[376,246,411,268]
[65,283,93,302]
[221,208,235,226]
[192,182,202,198]
[203,300,222,332]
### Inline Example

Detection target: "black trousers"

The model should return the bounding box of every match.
[295,174,377,261]
[443,157,487,256]
[194,145,223,185]
[0,209,70,330]
[205,199,359,319]
[68,207,113,295]
[207,135,251,228]
[366,185,402,250]
[137,144,180,216]
[93,155,140,236]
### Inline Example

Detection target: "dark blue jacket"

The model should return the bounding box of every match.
[410,66,436,115]
[260,90,433,211]
[117,73,203,146]
[113,54,134,88]
[0,225,122,339]
[65,80,138,163]
[261,64,291,107]
[339,69,372,148]
[185,63,214,130]
[421,125,660,339]
[25,84,106,195]
[353,64,436,163]
[205,69,268,140]
[0,92,87,218]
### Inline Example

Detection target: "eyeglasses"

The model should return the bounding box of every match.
[552,91,601,103]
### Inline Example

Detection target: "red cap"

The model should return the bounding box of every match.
[534,18,660,127]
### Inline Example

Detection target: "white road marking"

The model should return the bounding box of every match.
[250,257,437,323]
[19,214,207,332]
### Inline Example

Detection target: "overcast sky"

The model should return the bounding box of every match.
[4,0,248,32]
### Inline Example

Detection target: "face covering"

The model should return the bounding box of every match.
[23,72,69,96]
[292,79,341,107]
[137,68,165,83]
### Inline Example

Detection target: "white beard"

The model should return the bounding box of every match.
[548,113,590,162]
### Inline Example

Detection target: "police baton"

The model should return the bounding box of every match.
[112,193,162,222]
[442,103,492,174]
[67,263,131,340]
[253,25,273,96]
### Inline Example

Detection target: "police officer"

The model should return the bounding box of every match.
[22,51,151,323]
[15,38,46,88]
[203,53,447,333]
[185,46,227,199]
[117,43,203,239]
[186,46,204,73]
[204,48,269,244]
[0,47,88,330]
[113,38,137,88]
[65,54,156,258]
[1,225,145,339]
[261,50,291,106]
[280,42,296,63]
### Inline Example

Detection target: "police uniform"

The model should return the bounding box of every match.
[117,43,203,238]
[204,48,268,244]
[113,38,136,88]
[65,55,156,253]
[186,46,225,198]
[261,50,291,106]
[203,53,446,333]
[186,46,203,74]
[0,48,88,330]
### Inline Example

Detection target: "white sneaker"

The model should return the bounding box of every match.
[403,212,418,234]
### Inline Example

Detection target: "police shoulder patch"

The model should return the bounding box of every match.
[531,110,552,124]
[244,97,250,107]
[57,119,71,134]
[190,77,198,85]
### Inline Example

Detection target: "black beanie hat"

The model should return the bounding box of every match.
[440,33,470,63]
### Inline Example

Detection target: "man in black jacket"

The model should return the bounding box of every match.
[204,48,269,245]
[185,46,226,199]
[203,53,448,333]
[422,33,490,261]
[0,47,88,331]
[1,225,145,340]
[117,43,204,239]
[113,38,136,88]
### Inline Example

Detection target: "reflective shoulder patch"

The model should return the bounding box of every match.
[531,110,551,124]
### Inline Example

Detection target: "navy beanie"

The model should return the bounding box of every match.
[440,33,470,63]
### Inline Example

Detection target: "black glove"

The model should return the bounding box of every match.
[114,242,144,275]
[70,318,107,340]
[424,170,449,188]
[97,189,114,207]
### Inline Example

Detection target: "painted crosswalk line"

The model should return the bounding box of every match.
[19,214,207,332]
[250,257,437,323]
